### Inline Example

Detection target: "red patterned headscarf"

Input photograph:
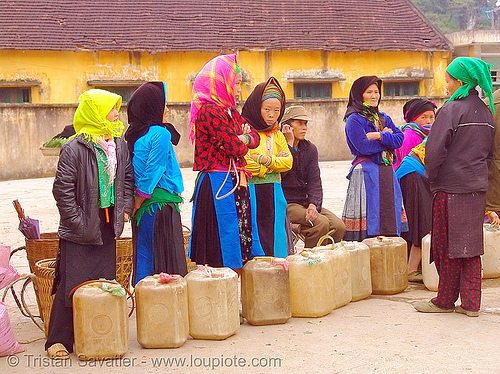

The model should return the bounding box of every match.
[189,53,238,143]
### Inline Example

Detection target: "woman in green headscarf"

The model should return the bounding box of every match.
[414,57,495,317]
[46,89,134,358]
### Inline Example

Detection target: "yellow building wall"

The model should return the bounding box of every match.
[262,50,451,98]
[238,51,266,100]
[328,50,451,97]
[238,50,451,98]
[267,50,325,98]
[0,49,451,104]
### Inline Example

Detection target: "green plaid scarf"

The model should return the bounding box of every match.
[361,102,393,165]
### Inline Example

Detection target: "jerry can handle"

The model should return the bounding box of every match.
[69,279,135,317]
[252,256,274,263]
[316,232,335,248]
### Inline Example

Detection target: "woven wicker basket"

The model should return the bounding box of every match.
[183,228,197,272]
[115,237,133,289]
[28,235,133,325]
[33,258,56,336]
[26,233,132,287]
[25,232,59,273]
[25,233,59,319]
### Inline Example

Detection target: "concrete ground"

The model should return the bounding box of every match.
[1,161,499,373]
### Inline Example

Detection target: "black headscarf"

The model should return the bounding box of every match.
[402,98,437,122]
[241,77,286,132]
[125,82,180,155]
[344,76,382,120]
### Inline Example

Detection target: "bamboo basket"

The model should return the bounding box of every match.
[183,228,197,272]
[26,233,132,287]
[33,258,56,336]
[28,234,133,324]
[115,237,133,290]
[25,233,59,319]
[25,232,59,273]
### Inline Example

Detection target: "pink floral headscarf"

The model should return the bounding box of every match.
[189,53,238,143]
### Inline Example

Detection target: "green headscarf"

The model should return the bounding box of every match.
[73,89,124,139]
[445,57,495,114]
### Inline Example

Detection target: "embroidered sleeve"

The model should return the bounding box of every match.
[244,135,268,177]
[235,112,260,149]
[201,105,250,158]
[244,132,293,177]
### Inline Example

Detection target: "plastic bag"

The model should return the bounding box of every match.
[0,302,24,356]
[158,272,181,283]
[100,281,126,297]
[0,246,20,289]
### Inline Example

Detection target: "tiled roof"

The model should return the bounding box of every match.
[0,0,452,52]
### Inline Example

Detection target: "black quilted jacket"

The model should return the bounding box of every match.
[53,135,134,245]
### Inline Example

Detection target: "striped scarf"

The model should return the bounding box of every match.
[400,122,431,139]
[94,139,116,208]
[361,102,382,130]
[262,83,283,102]
[362,102,393,165]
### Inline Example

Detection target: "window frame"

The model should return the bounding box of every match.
[382,80,420,97]
[293,82,333,100]
[87,80,147,103]
[0,80,40,103]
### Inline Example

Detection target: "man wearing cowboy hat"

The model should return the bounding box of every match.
[281,105,346,247]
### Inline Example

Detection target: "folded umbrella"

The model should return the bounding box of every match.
[12,200,40,240]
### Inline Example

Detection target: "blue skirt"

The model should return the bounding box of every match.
[248,182,291,258]
[342,161,407,241]
[133,202,187,285]
[189,171,256,269]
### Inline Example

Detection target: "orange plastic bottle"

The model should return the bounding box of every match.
[314,244,352,309]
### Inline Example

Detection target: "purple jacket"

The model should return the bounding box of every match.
[345,112,404,165]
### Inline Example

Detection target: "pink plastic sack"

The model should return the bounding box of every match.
[0,245,20,289]
[0,302,24,356]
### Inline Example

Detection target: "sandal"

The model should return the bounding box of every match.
[455,305,479,317]
[408,271,423,283]
[414,300,454,313]
[47,343,70,359]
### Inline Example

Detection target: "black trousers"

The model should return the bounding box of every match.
[45,213,115,352]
